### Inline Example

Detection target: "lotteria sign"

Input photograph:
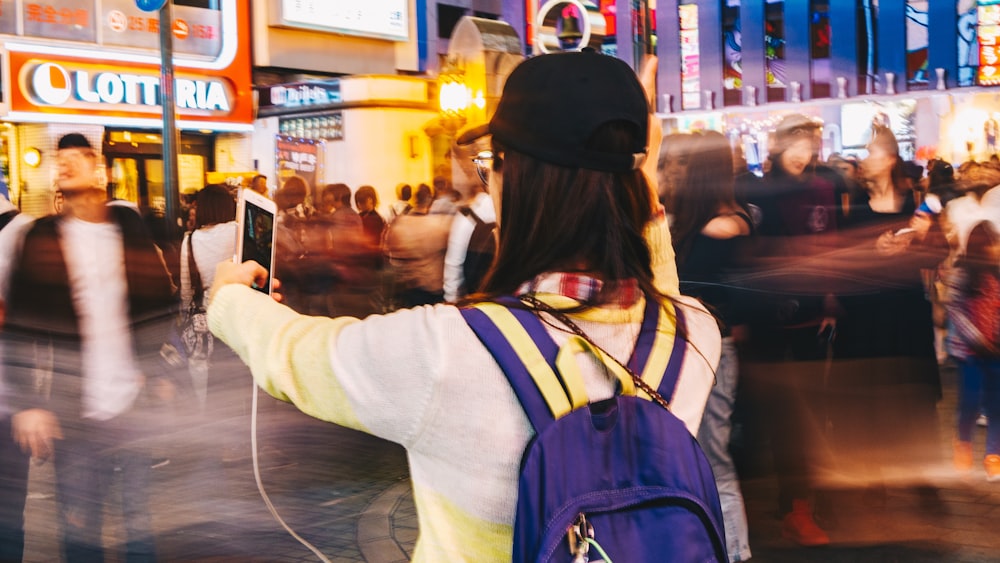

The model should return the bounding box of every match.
[28,61,231,112]
[14,56,235,117]
[4,0,253,130]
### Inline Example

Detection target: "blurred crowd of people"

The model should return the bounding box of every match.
[1,104,999,562]
[664,114,1000,558]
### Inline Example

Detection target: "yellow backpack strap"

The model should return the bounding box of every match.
[556,335,635,397]
[625,298,687,404]
[466,302,586,421]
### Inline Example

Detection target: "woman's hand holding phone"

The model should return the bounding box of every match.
[209,260,283,305]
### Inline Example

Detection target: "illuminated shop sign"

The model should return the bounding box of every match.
[979,0,1000,86]
[26,61,232,113]
[269,82,340,108]
[278,0,409,42]
[679,4,700,110]
[102,0,222,58]
[4,0,254,130]
[256,81,342,117]
[24,1,96,42]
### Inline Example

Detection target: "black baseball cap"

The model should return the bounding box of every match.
[457,51,649,172]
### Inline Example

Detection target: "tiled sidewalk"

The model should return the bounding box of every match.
[20,364,1000,562]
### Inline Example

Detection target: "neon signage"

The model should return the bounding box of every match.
[24,60,233,114]
[979,0,1000,86]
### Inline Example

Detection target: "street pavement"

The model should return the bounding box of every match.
[20,363,1000,562]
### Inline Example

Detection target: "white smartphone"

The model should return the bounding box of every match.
[235,188,278,295]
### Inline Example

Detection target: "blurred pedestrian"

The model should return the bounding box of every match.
[383,183,452,307]
[355,185,386,248]
[4,133,176,562]
[735,114,838,547]
[430,176,459,215]
[250,174,270,199]
[945,220,1000,480]
[0,193,33,563]
[443,149,496,302]
[657,131,694,215]
[180,184,239,410]
[388,183,413,222]
[273,176,314,313]
[833,125,949,497]
[672,131,753,562]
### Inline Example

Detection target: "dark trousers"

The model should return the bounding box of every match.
[742,325,831,514]
[0,417,29,563]
[55,416,155,563]
[957,357,1000,455]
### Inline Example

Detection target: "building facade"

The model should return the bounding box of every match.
[3,0,254,219]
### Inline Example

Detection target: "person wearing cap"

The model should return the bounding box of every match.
[734,113,840,547]
[205,52,720,561]
[3,133,176,562]
[829,125,949,498]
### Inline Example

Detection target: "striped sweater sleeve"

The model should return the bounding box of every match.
[208,284,374,432]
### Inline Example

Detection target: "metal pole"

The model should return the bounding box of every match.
[159,0,181,241]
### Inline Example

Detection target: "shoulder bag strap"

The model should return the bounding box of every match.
[518,294,686,411]
[458,205,484,226]
[187,233,204,306]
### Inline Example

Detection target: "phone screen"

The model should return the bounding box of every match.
[240,199,276,294]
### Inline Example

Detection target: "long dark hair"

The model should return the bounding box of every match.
[478,120,658,307]
[957,221,1000,288]
[866,125,908,195]
[670,131,737,266]
[195,184,236,229]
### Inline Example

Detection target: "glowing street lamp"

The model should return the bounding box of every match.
[438,56,486,133]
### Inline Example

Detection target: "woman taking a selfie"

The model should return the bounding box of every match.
[206,52,721,561]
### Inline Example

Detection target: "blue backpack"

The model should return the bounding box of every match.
[461,297,727,563]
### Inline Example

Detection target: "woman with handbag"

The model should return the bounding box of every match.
[180,184,239,410]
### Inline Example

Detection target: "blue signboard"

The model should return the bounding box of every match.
[136,0,168,13]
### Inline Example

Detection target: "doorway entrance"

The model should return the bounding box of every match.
[102,129,214,216]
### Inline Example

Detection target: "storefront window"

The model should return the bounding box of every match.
[110,158,139,206]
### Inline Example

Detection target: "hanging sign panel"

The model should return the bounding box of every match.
[979,0,1000,86]
[278,0,409,42]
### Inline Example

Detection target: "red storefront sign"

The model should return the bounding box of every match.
[6,0,252,129]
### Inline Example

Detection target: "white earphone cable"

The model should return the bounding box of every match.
[250,383,333,563]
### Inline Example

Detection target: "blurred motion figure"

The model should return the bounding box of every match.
[672,130,753,562]
[3,133,176,562]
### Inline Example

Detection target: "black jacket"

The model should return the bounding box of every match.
[3,205,176,419]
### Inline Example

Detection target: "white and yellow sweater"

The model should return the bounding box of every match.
[208,217,720,562]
